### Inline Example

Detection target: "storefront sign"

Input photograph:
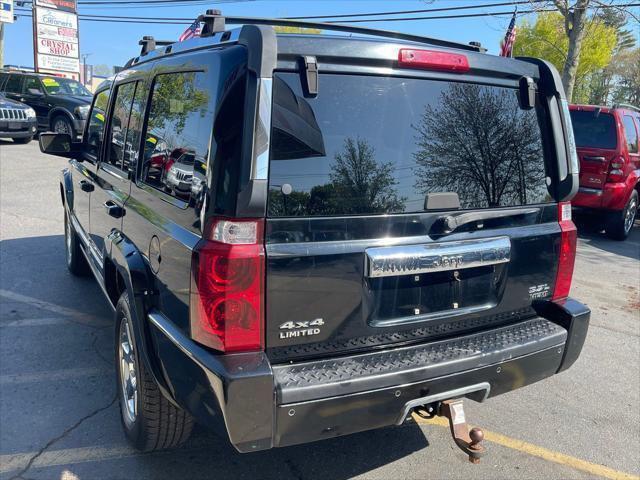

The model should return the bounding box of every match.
[0,1,13,24]
[35,0,77,14]
[37,23,78,43]
[34,4,80,78]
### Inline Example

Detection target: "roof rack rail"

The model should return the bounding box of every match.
[126,10,484,69]
[612,103,640,113]
[223,15,482,52]
[139,36,175,56]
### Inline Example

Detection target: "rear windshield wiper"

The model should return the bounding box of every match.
[431,208,540,235]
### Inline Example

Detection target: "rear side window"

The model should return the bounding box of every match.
[23,76,44,95]
[140,71,213,204]
[86,89,110,158]
[622,115,638,154]
[268,73,551,217]
[4,75,23,94]
[569,110,617,150]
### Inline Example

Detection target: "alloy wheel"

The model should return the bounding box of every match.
[624,197,637,234]
[54,118,71,135]
[65,216,73,266]
[118,316,138,426]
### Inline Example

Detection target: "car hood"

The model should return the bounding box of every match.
[0,96,30,110]
[50,95,92,107]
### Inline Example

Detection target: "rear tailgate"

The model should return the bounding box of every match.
[569,109,619,190]
[264,62,567,362]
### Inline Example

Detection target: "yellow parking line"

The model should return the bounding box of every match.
[415,415,639,480]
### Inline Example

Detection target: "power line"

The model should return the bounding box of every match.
[15,2,640,25]
[285,1,546,20]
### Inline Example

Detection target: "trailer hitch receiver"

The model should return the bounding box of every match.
[438,399,486,464]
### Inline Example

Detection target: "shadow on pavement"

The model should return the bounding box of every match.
[576,220,640,262]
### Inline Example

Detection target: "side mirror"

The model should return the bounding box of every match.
[39,132,82,158]
[28,88,45,97]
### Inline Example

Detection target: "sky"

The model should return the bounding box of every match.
[3,0,639,71]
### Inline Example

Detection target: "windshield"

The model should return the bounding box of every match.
[569,110,617,149]
[41,77,92,96]
[268,73,551,217]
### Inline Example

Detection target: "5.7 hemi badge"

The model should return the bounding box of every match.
[279,319,325,339]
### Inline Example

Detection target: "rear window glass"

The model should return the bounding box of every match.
[268,73,550,217]
[569,110,617,150]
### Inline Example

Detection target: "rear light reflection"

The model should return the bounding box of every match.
[190,219,265,352]
[398,49,470,73]
[552,202,577,301]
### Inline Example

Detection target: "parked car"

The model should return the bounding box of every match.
[38,13,590,462]
[0,70,92,139]
[569,104,639,240]
[0,92,38,143]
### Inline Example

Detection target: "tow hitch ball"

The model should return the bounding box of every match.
[437,399,486,464]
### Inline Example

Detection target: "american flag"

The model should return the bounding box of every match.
[500,10,517,57]
[179,20,201,42]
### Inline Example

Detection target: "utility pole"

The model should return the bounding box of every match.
[82,53,92,86]
[0,22,4,69]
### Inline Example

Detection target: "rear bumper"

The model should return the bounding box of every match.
[572,182,629,211]
[148,298,590,453]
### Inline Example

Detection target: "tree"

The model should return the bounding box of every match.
[514,11,617,102]
[522,1,638,101]
[329,138,405,215]
[586,9,637,104]
[610,47,640,105]
[92,64,113,77]
[147,71,209,135]
[412,84,548,208]
[268,138,406,216]
[552,0,590,101]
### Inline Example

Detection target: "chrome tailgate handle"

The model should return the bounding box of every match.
[365,236,511,278]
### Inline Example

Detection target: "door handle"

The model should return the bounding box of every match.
[103,201,125,219]
[79,180,94,193]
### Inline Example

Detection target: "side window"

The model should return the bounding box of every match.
[123,82,148,174]
[23,77,44,95]
[104,82,137,171]
[140,71,213,205]
[86,89,110,159]
[622,115,639,154]
[5,75,23,94]
[0,73,9,90]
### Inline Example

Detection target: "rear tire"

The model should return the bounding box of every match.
[13,136,33,144]
[605,191,638,241]
[115,293,194,452]
[64,211,90,276]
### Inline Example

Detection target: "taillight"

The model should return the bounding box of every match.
[608,156,625,182]
[398,49,470,73]
[190,218,265,352]
[552,202,577,301]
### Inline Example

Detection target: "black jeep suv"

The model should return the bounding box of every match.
[40,13,590,458]
[0,70,92,139]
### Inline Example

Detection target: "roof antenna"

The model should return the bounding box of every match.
[198,9,226,37]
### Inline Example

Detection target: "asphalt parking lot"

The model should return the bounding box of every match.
[1,140,639,480]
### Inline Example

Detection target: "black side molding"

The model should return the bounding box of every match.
[534,298,590,373]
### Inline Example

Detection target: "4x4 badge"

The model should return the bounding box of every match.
[279,319,324,339]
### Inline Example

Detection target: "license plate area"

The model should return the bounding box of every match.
[368,264,506,326]
[365,237,510,327]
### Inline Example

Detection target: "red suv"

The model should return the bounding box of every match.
[569,104,639,240]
